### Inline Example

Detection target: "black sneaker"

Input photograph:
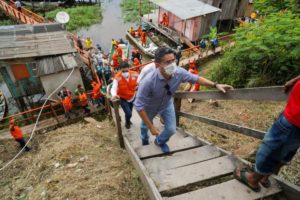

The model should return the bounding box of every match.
[125,123,131,129]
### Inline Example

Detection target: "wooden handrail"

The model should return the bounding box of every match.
[174,86,288,102]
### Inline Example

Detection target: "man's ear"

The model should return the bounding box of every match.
[155,62,162,68]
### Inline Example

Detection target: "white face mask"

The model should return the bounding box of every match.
[122,72,129,78]
[164,62,177,76]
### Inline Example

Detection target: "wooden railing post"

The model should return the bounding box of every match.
[174,98,182,127]
[104,96,112,118]
[112,100,125,149]
[50,103,59,123]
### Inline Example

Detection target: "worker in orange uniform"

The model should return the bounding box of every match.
[137,26,142,37]
[111,62,138,129]
[112,53,119,69]
[116,45,123,58]
[161,13,169,27]
[184,59,200,92]
[62,94,77,119]
[78,87,90,114]
[91,81,104,107]
[133,57,141,67]
[9,118,30,151]
[141,31,147,47]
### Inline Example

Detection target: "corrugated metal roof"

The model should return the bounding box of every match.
[0,23,76,60]
[150,0,221,19]
[36,53,84,76]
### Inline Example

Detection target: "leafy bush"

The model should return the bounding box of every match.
[208,12,300,88]
[255,0,300,15]
[45,6,101,31]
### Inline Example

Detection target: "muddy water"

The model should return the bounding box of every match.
[78,0,135,52]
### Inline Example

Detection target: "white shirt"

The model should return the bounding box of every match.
[111,74,135,102]
[15,1,21,8]
[137,62,156,84]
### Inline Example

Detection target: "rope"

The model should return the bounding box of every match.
[0,67,75,171]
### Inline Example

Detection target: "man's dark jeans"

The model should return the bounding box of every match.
[120,99,133,125]
[15,138,30,151]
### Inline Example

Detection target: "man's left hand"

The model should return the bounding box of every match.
[216,84,233,93]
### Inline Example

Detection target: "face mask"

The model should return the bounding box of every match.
[122,72,129,78]
[164,62,177,75]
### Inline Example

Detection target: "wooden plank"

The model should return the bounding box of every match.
[174,86,288,101]
[151,156,237,192]
[273,175,300,200]
[166,179,282,200]
[178,111,266,139]
[143,145,222,173]
[136,136,202,159]
[124,137,163,200]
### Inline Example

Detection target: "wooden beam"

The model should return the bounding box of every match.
[174,86,288,101]
[178,111,266,139]
[124,137,163,200]
[174,98,182,126]
[112,100,125,149]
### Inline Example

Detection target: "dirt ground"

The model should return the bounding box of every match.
[180,98,300,186]
[0,118,148,200]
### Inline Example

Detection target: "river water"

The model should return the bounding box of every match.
[0,0,137,113]
[78,0,135,52]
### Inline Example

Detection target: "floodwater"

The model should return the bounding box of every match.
[78,0,135,53]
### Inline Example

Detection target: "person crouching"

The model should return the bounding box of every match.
[9,118,30,152]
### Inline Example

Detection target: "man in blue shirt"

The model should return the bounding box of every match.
[134,47,233,153]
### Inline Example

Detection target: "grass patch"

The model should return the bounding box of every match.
[121,0,153,22]
[45,5,102,32]
[0,19,17,26]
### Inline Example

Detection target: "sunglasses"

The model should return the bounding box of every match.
[164,84,172,96]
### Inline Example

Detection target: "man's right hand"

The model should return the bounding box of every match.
[150,126,160,136]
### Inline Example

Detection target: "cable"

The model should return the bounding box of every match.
[0,67,75,171]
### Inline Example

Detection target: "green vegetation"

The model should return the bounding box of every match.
[0,19,17,26]
[45,6,101,31]
[121,0,153,22]
[255,0,300,15]
[207,0,300,88]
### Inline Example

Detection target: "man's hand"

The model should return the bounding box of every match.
[111,95,120,101]
[284,75,300,93]
[216,84,233,93]
[150,126,160,136]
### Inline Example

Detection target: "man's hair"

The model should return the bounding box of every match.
[119,61,129,69]
[154,47,176,64]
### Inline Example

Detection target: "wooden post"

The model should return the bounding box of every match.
[104,96,112,118]
[112,100,124,149]
[50,103,59,123]
[174,98,182,126]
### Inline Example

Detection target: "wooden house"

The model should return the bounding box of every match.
[0,23,85,111]
[143,0,253,43]
[199,0,254,31]
[144,0,221,43]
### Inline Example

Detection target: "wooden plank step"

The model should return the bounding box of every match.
[166,178,282,200]
[151,155,237,192]
[143,145,222,173]
[135,136,202,159]
[124,128,188,149]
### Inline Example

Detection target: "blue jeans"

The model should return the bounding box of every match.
[255,113,300,175]
[120,99,133,124]
[141,102,176,144]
